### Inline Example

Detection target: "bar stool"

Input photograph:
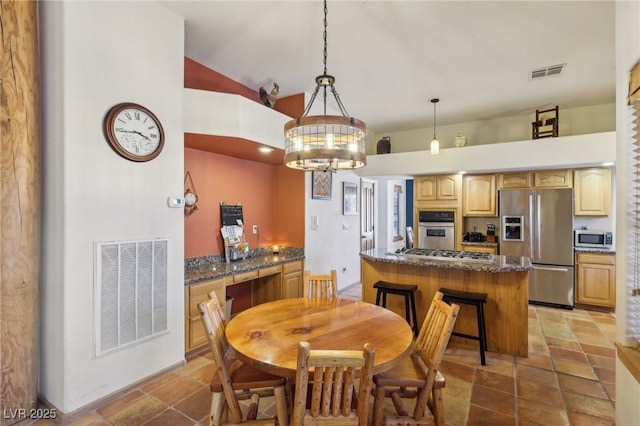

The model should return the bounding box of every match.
[439,287,488,365]
[373,281,418,336]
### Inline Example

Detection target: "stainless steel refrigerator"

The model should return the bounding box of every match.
[499,188,574,308]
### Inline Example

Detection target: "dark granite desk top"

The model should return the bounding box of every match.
[360,247,532,273]
[185,247,305,285]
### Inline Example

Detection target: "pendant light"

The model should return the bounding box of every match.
[430,98,440,155]
[283,0,367,171]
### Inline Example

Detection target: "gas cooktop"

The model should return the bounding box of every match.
[394,248,494,262]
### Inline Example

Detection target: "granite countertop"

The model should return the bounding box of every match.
[574,247,616,255]
[461,241,499,247]
[185,247,305,286]
[360,247,532,273]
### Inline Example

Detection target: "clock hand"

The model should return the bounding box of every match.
[116,129,150,140]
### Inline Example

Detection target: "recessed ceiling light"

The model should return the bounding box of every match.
[258,146,274,154]
[602,161,614,167]
[459,171,466,175]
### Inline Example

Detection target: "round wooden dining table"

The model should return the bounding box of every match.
[225,297,415,379]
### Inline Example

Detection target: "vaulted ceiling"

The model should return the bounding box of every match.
[162,1,615,134]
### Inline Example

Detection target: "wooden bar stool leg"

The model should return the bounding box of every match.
[404,293,411,325]
[375,289,382,306]
[476,302,486,365]
[409,291,418,337]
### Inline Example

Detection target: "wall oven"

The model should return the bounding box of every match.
[418,210,455,250]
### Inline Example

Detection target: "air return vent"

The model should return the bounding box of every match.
[530,64,566,80]
[95,239,168,357]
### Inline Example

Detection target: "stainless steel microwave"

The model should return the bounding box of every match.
[574,230,613,248]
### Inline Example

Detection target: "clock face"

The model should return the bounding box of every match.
[104,103,165,162]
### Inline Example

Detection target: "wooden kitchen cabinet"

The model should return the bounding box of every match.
[534,169,573,188]
[415,174,457,201]
[576,252,616,308]
[574,168,611,216]
[462,174,496,216]
[461,244,498,255]
[497,172,533,189]
[281,260,303,298]
[185,277,227,352]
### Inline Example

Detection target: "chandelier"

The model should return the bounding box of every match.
[284,0,367,171]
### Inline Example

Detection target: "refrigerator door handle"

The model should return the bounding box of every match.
[536,266,571,273]
[528,193,535,258]
[536,193,542,260]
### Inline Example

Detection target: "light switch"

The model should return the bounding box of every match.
[311,215,319,230]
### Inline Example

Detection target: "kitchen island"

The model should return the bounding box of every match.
[360,248,532,357]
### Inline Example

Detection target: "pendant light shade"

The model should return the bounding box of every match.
[430,98,440,155]
[284,1,367,171]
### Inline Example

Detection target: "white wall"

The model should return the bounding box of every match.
[376,178,406,252]
[358,131,615,178]
[39,1,185,413]
[369,103,615,154]
[614,1,640,425]
[304,171,362,289]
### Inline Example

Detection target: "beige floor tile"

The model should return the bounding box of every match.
[102,395,166,426]
[149,376,204,406]
[553,358,598,380]
[563,391,615,421]
[517,396,570,425]
[557,373,608,399]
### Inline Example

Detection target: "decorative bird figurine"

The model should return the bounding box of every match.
[259,82,279,108]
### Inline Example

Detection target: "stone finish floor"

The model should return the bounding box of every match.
[28,283,616,425]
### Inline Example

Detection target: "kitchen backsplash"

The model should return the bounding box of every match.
[463,216,614,239]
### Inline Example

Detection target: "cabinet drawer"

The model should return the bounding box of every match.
[577,253,615,265]
[282,260,303,274]
[188,278,226,316]
[259,265,281,277]
[233,270,259,283]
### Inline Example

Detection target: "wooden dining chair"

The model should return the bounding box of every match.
[371,291,460,426]
[199,295,289,426]
[291,341,376,426]
[303,269,338,298]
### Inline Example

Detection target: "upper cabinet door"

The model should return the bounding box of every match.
[414,174,457,201]
[574,168,612,216]
[415,176,437,200]
[497,172,532,189]
[437,175,458,200]
[463,174,496,216]
[534,170,573,188]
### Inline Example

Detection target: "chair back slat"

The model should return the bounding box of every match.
[292,341,375,426]
[412,291,459,413]
[199,298,245,423]
[303,270,338,298]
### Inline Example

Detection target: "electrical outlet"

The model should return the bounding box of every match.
[252,225,258,234]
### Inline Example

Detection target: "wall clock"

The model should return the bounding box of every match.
[103,102,165,162]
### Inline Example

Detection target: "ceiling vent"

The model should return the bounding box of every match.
[530,64,566,80]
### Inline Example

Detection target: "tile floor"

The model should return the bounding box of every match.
[28,283,616,425]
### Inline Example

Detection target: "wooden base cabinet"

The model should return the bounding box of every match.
[185,277,227,352]
[576,253,616,308]
[461,244,498,255]
[184,260,304,353]
[282,260,303,298]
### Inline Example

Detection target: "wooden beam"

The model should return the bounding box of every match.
[0,0,41,422]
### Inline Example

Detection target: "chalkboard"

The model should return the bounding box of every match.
[221,203,244,226]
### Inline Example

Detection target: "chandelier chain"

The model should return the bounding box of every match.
[323,0,328,76]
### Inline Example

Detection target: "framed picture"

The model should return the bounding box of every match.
[343,182,358,215]
[311,171,332,200]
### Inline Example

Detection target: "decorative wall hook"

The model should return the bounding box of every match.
[184,171,199,216]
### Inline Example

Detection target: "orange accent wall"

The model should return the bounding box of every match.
[184,58,306,259]
[184,148,305,258]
